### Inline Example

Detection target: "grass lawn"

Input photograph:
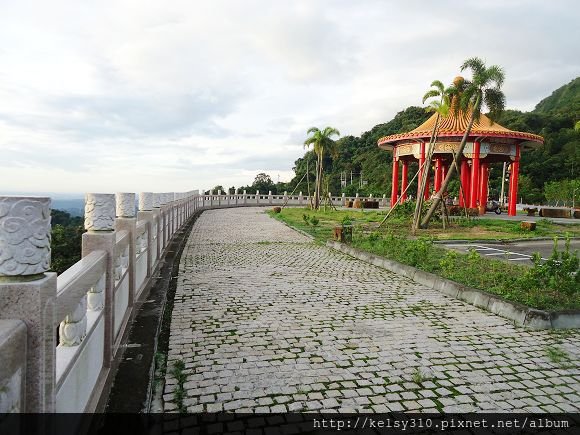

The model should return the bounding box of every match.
[270,206,579,310]
[271,206,580,242]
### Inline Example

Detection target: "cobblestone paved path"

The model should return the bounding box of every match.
[164,207,580,413]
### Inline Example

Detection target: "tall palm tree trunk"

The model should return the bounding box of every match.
[316,153,324,209]
[412,114,440,232]
[314,153,322,209]
[420,109,477,228]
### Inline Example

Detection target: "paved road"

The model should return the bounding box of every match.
[442,239,580,264]
[164,207,580,413]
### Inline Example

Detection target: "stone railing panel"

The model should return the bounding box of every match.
[0,319,27,413]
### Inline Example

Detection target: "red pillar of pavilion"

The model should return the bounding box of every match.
[479,162,489,207]
[417,142,425,200]
[391,155,399,207]
[401,161,409,201]
[469,141,481,208]
[508,145,520,216]
[459,159,471,207]
[434,158,443,193]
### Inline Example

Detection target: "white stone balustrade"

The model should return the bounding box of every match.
[1,188,391,413]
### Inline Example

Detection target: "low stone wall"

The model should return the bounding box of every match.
[539,208,572,219]
[327,240,580,330]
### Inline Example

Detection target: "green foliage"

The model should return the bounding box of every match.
[282,76,580,206]
[341,216,353,227]
[309,216,319,227]
[170,359,187,413]
[545,346,569,364]
[351,232,578,310]
[304,126,341,209]
[519,237,579,298]
[389,200,417,221]
[544,179,580,206]
[534,77,580,116]
[51,210,83,275]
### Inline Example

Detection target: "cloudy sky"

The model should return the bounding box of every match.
[1,0,578,196]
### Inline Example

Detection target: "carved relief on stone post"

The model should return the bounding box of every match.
[87,274,105,311]
[152,193,161,209]
[115,193,136,218]
[59,295,87,346]
[0,196,51,277]
[139,192,153,211]
[84,194,115,231]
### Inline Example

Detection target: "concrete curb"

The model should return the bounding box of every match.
[326,240,580,330]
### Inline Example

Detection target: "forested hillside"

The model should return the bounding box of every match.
[276,77,579,204]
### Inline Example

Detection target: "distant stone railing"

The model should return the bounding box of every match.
[0,189,388,413]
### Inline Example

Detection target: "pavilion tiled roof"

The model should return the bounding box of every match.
[378,108,544,146]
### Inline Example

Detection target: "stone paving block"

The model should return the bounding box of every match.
[162,207,580,413]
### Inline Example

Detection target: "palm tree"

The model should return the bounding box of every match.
[412,80,452,232]
[420,57,505,228]
[304,126,340,209]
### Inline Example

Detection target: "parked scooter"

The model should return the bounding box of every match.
[486,200,502,214]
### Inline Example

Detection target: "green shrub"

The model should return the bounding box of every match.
[519,237,579,296]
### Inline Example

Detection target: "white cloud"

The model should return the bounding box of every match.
[0,0,578,195]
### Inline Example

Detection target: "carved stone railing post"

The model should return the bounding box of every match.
[209,190,213,208]
[283,191,288,204]
[243,190,247,205]
[152,193,161,265]
[168,193,174,238]
[179,193,184,227]
[256,190,260,205]
[82,193,116,366]
[115,193,136,309]
[268,191,273,204]
[342,193,346,206]
[170,193,176,237]
[138,192,153,280]
[299,192,303,206]
[382,194,387,207]
[160,194,169,250]
[0,196,56,412]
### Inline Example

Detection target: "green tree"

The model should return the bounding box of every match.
[544,179,580,206]
[413,80,452,232]
[251,172,275,193]
[50,209,83,275]
[421,57,506,227]
[304,126,340,209]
